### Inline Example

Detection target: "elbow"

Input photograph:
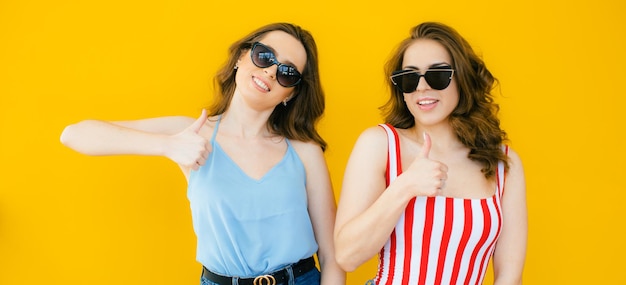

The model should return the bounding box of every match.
[493,277,523,285]
[60,122,86,149]
[59,125,75,147]
[334,246,360,272]
[59,123,89,153]
[334,229,369,272]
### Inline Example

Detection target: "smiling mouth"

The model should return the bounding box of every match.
[418,99,438,105]
[253,77,270,91]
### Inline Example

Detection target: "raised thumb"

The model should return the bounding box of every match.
[418,132,432,158]
[189,109,208,133]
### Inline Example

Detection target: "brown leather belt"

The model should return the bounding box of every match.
[202,256,316,285]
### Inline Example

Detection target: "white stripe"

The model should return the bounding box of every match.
[378,124,395,285]
[455,199,486,283]
[462,199,488,283]
[498,147,506,197]
[470,198,499,284]
[439,198,465,284]
[379,124,398,182]
[392,213,406,284]
[424,197,447,283]
[406,197,427,284]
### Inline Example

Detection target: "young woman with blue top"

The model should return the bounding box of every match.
[61,22,345,285]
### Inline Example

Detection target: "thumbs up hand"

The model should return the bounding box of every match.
[401,132,448,197]
[164,109,211,170]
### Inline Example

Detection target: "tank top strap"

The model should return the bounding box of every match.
[378,123,402,185]
[496,144,509,197]
[210,115,222,144]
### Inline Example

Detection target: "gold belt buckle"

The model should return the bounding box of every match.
[253,274,276,285]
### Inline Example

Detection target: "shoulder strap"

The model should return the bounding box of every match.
[496,145,509,197]
[210,115,221,143]
[378,124,402,185]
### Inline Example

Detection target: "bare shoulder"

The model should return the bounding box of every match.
[347,123,390,160]
[290,139,324,161]
[347,125,391,159]
[505,147,524,171]
[503,146,526,194]
[357,125,390,146]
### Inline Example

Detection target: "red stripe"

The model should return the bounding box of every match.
[389,124,408,285]
[418,197,435,284]
[384,136,391,186]
[387,124,402,175]
[463,200,491,285]
[378,165,394,284]
[474,196,503,285]
[380,230,397,285]
[376,248,384,284]
[378,124,402,285]
[501,146,508,196]
[377,124,391,285]
[401,198,416,285]
[450,200,473,284]
[434,198,454,285]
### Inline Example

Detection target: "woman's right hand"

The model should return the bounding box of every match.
[399,132,448,197]
[163,109,211,170]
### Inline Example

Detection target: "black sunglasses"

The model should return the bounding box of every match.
[250,42,302,87]
[390,68,455,93]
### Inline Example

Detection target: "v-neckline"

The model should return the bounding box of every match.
[213,141,289,183]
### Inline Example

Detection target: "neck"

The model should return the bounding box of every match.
[220,106,274,139]
[412,123,464,150]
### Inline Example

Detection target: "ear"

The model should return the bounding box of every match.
[284,93,295,103]
[237,50,246,62]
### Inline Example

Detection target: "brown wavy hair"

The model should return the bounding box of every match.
[381,22,508,177]
[207,23,327,150]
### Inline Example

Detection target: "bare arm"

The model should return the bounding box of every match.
[334,127,447,271]
[60,110,211,173]
[292,141,345,285]
[492,148,528,285]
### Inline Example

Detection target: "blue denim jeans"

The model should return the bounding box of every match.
[200,267,320,285]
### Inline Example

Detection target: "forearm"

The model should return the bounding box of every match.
[335,184,412,271]
[492,243,526,285]
[60,120,168,156]
[319,253,346,285]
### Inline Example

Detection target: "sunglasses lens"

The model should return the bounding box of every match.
[251,42,302,87]
[277,65,301,87]
[392,72,419,93]
[251,44,273,68]
[425,70,453,90]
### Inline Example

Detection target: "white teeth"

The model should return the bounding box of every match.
[418,100,437,105]
[253,77,269,91]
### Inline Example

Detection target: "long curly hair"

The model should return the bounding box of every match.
[381,22,508,177]
[208,23,327,150]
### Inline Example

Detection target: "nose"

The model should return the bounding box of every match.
[263,64,277,79]
[415,74,429,91]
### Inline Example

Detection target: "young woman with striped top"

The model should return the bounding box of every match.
[334,22,527,285]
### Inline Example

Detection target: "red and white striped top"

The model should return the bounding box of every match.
[375,124,507,285]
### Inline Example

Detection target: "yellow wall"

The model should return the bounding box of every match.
[1,0,625,284]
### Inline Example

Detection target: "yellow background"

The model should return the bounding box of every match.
[1,0,625,284]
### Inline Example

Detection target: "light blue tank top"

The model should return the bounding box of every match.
[187,116,318,277]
